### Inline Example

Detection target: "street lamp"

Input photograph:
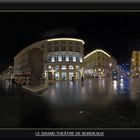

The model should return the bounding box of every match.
[109,63,112,77]
[109,63,112,67]
[131,59,134,78]
[51,67,55,80]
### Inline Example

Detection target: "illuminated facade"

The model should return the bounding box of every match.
[131,50,140,77]
[14,40,45,82]
[1,66,14,80]
[44,38,84,81]
[14,38,84,82]
[83,49,117,78]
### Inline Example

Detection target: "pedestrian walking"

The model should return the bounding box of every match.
[12,78,15,86]
[72,76,74,82]
[72,76,75,85]
[81,76,84,81]
[8,78,11,87]
[81,76,84,86]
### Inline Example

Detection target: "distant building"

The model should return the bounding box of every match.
[83,49,117,78]
[1,66,14,80]
[14,40,44,83]
[14,38,85,82]
[131,50,140,77]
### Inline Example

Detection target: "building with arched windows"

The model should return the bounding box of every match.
[131,50,140,78]
[14,38,85,83]
[14,40,45,83]
[44,38,85,81]
[83,49,117,78]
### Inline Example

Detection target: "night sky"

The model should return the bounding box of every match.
[1,12,140,72]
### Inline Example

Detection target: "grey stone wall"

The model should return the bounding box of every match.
[28,48,43,86]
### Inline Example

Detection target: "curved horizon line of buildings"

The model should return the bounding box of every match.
[131,50,140,78]
[12,37,118,83]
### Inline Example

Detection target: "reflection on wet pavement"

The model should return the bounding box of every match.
[0,78,140,128]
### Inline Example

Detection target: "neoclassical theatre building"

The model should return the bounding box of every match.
[14,38,85,82]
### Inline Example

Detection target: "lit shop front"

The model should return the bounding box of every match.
[83,49,117,78]
[44,63,82,81]
[44,38,85,81]
[84,68,109,78]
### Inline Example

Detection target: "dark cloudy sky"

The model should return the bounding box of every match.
[0,12,140,72]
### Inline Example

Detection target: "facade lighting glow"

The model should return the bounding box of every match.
[14,36,84,81]
[69,65,74,70]
[113,80,117,91]
[73,56,76,62]
[51,57,55,62]
[76,65,80,69]
[109,63,112,67]
[80,58,83,62]
[62,65,67,70]
[47,38,85,45]
[84,49,111,59]
[48,66,51,69]
[44,71,47,77]
[66,56,69,62]
[58,56,62,62]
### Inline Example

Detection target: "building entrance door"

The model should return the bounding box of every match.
[48,72,52,80]
[62,71,67,80]
[76,72,80,79]
[54,72,59,80]
[69,72,74,80]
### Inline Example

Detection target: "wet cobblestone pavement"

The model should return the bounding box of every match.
[0,78,140,128]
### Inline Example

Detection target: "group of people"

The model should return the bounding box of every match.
[71,76,84,86]
[9,78,26,87]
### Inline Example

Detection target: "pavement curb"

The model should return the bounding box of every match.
[22,84,50,96]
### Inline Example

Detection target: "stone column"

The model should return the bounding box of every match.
[67,64,69,80]
[52,66,55,81]
[59,65,62,81]
[28,48,43,86]
[74,65,76,80]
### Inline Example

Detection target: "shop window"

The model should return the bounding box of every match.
[62,65,67,70]
[62,55,66,61]
[69,65,74,70]
[51,56,55,62]
[48,66,52,70]
[69,55,73,61]
[80,57,83,62]
[47,56,51,62]
[66,56,69,61]
[73,56,76,62]
[55,65,59,70]
[58,55,62,62]
[76,56,79,62]
[76,65,80,70]
[55,55,58,61]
